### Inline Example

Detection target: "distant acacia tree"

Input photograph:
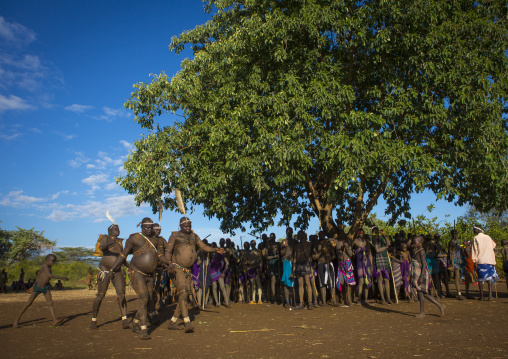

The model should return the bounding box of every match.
[120,0,508,239]
[0,226,56,270]
[55,247,95,263]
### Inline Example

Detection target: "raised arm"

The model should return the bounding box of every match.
[111,236,136,272]
[43,265,69,281]
[373,236,388,253]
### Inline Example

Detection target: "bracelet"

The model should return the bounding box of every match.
[119,253,126,259]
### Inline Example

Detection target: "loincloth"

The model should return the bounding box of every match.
[33,283,51,294]
[294,261,311,277]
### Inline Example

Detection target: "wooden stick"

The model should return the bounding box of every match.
[230,329,274,333]
[387,254,398,304]
[202,254,208,310]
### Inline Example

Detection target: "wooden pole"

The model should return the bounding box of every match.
[387,253,398,304]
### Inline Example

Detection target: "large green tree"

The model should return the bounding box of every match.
[120,0,508,239]
[0,226,56,270]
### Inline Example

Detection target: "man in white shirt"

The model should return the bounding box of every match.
[472,225,499,301]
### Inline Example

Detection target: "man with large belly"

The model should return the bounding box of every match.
[166,217,224,332]
[111,217,171,340]
[90,223,128,330]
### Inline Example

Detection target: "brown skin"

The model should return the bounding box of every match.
[148,226,167,318]
[166,221,223,331]
[423,237,442,298]
[312,233,337,306]
[243,240,262,303]
[448,232,467,299]
[372,230,392,305]
[280,235,295,307]
[333,238,353,305]
[433,235,451,297]
[472,228,495,301]
[412,237,444,319]
[110,222,171,339]
[210,243,230,308]
[13,255,69,328]
[293,233,314,310]
[265,234,281,303]
[91,224,129,330]
[353,232,372,304]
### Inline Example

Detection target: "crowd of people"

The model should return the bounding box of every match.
[10,216,507,340]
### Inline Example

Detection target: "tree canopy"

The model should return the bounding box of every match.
[0,226,56,270]
[120,0,508,239]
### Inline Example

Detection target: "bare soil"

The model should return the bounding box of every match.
[1,284,507,359]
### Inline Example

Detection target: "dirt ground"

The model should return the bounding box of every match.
[1,284,507,359]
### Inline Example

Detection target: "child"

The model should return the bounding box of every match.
[12,254,69,328]
[409,236,445,319]
[399,243,411,301]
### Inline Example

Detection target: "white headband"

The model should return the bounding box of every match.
[473,226,484,233]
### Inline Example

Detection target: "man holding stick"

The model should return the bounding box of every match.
[166,217,223,332]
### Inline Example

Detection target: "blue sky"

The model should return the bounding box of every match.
[0,1,467,249]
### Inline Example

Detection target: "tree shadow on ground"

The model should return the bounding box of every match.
[0,317,51,330]
[360,302,416,317]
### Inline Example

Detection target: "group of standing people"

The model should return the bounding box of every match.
[10,216,506,340]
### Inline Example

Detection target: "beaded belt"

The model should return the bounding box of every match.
[172,262,191,273]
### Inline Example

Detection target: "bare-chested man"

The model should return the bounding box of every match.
[334,233,355,306]
[90,223,129,330]
[448,229,466,300]
[353,230,373,304]
[423,235,442,298]
[281,228,295,308]
[13,254,69,328]
[313,231,337,306]
[293,231,314,310]
[434,234,452,297]
[147,223,167,322]
[210,242,230,308]
[166,217,224,332]
[243,239,263,304]
[110,218,171,339]
[264,233,281,304]
[372,226,393,305]
[409,236,445,318]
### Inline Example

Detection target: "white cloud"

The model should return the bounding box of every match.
[86,151,125,170]
[103,106,130,118]
[105,182,118,191]
[0,190,46,207]
[93,107,131,122]
[46,194,148,222]
[0,17,36,45]
[68,151,90,168]
[0,94,32,111]
[65,104,93,113]
[55,131,75,140]
[0,131,21,140]
[119,140,133,150]
[0,53,41,70]
[51,190,69,200]
[82,173,109,187]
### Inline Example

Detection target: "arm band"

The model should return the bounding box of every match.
[119,253,127,259]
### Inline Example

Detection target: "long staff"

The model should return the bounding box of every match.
[387,253,399,304]
[202,254,208,310]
